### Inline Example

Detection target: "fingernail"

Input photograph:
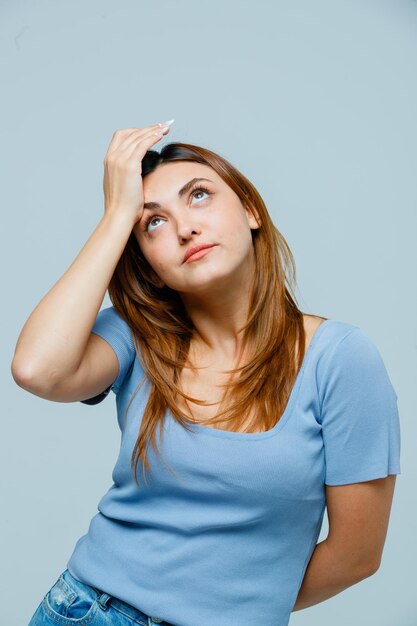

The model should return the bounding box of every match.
[158,119,175,128]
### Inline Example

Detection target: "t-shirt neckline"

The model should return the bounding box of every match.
[169,318,334,441]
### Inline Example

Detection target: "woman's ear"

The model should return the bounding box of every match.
[244,200,262,229]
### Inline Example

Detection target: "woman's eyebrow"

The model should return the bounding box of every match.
[143,177,214,211]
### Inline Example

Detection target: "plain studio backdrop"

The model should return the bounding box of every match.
[1,1,416,625]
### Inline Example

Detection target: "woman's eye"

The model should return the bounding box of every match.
[145,216,163,232]
[191,188,210,202]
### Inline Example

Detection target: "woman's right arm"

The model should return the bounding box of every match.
[11,122,171,400]
[11,213,135,398]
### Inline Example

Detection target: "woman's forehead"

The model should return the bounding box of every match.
[143,162,221,191]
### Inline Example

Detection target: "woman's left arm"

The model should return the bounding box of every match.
[292,475,397,612]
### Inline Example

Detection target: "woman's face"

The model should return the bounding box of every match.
[132,161,259,297]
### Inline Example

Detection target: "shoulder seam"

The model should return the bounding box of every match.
[320,324,360,359]
[315,326,361,413]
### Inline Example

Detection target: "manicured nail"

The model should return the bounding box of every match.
[158,119,175,128]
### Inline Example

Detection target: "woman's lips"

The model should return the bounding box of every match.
[184,245,216,263]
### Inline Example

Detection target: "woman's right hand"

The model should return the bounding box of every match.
[103,122,171,225]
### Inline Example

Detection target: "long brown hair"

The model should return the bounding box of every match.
[108,142,309,486]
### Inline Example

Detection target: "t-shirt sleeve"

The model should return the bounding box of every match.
[317,327,401,486]
[80,305,136,404]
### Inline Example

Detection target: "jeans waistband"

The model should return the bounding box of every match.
[62,569,174,626]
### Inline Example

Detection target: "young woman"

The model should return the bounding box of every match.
[14,121,401,626]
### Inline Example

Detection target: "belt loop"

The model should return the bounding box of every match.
[97,592,112,610]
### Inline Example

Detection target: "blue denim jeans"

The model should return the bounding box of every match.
[28,568,176,626]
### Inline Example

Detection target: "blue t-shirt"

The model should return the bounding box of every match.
[67,307,401,626]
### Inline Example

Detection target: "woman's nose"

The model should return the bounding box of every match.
[176,218,201,239]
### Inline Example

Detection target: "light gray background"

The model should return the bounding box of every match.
[1,1,416,625]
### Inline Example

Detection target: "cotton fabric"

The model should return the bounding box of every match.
[28,567,174,625]
[66,307,401,626]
